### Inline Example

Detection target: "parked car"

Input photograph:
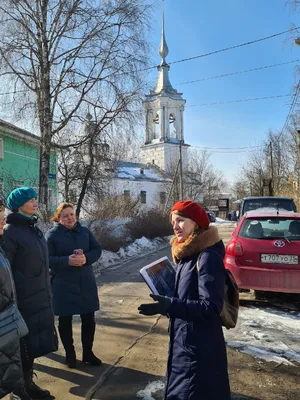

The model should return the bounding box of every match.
[224,211,300,294]
[206,211,216,223]
[239,196,297,219]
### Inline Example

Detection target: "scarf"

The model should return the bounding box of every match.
[170,225,221,264]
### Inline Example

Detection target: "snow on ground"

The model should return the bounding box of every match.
[93,235,172,276]
[136,381,164,400]
[225,305,300,366]
[212,218,237,226]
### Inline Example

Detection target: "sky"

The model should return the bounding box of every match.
[146,0,300,184]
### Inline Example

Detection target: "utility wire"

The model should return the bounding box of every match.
[189,145,259,154]
[1,60,296,98]
[134,92,289,113]
[0,90,27,96]
[143,26,300,71]
[177,59,299,86]
[279,82,300,137]
[191,145,261,150]
[188,93,290,108]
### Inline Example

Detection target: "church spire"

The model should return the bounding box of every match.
[158,8,169,65]
[152,3,182,98]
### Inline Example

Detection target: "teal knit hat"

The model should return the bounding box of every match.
[7,187,38,211]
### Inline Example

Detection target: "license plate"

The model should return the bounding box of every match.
[261,254,298,264]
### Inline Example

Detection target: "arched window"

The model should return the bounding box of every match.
[169,114,176,138]
[153,114,159,139]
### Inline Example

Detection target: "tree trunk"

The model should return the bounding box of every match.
[76,164,93,218]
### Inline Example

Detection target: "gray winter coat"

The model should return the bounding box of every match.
[2,213,58,359]
[0,244,23,398]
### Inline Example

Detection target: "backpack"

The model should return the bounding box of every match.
[197,254,239,329]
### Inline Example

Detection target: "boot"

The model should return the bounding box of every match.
[10,387,33,400]
[58,318,77,368]
[24,369,51,399]
[81,315,102,366]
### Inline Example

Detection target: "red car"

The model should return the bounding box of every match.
[224,211,300,294]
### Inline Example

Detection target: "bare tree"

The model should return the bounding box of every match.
[187,149,227,206]
[56,108,146,217]
[286,0,300,11]
[0,0,152,214]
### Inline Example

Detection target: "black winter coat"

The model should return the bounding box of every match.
[2,213,58,359]
[45,222,101,316]
[166,229,231,400]
[0,245,23,398]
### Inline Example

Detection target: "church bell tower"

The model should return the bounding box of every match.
[141,9,189,173]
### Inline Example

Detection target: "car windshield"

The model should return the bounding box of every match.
[239,217,300,240]
[243,199,294,213]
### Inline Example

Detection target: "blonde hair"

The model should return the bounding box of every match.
[0,200,5,212]
[50,202,74,222]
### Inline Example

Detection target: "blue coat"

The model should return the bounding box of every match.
[45,222,101,316]
[166,240,231,400]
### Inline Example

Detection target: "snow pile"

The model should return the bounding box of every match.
[211,218,237,226]
[225,305,300,365]
[93,236,171,275]
[136,381,165,400]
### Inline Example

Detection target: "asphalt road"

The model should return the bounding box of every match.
[3,223,278,400]
[4,223,300,400]
[22,225,234,400]
[3,246,173,400]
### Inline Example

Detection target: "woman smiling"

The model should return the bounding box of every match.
[46,202,102,369]
[138,200,231,400]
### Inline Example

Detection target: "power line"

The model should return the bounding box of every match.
[177,59,299,86]
[191,145,261,150]
[188,93,290,108]
[142,26,300,71]
[279,82,300,137]
[0,90,26,96]
[189,145,259,154]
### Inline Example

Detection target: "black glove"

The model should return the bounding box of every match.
[138,293,171,316]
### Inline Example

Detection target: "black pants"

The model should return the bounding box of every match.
[58,312,96,354]
[20,336,34,373]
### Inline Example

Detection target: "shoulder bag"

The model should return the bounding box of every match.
[197,253,239,329]
[0,260,28,350]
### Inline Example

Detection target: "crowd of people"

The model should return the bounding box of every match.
[0,188,231,400]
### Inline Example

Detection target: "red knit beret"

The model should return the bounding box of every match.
[171,200,210,228]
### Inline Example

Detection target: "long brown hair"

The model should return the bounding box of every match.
[50,202,74,222]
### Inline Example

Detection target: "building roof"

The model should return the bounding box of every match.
[116,161,169,182]
[0,118,40,144]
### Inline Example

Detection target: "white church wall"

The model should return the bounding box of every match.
[141,142,188,174]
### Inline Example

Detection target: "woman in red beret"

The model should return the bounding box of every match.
[138,200,231,400]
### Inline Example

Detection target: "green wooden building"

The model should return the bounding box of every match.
[0,118,57,211]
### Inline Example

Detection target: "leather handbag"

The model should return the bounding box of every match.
[0,301,29,350]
